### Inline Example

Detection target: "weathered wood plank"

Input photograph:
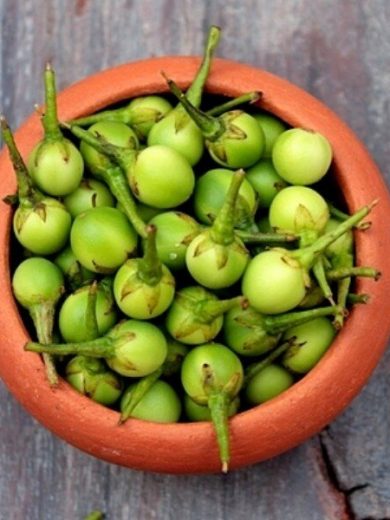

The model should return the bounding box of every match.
[0,1,389,519]
[321,347,390,519]
[0,387,349,520]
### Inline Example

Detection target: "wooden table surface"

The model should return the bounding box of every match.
[1,1,389,519]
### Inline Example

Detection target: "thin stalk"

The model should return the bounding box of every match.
[327,201,371,230]
[264,305,339,334]
[237,229,297,244]
[196,296,247,323]
[208,391,230,473]
[62,121,125,157]
[292,200,377,269]
[210,169,245,245]
[84,281,99,339]
[69,104,131,127]
[312,257,335,304]
[201,364,242,473]
[25,336,115,358]
[105,166,147,238]
[71,90,260,129]
[0,117,40,202]
[42,63,62,141]
[207,91,261,117]
[63,123,147,238]
[243,339,296,387]
[326,266,381,281]
[29,303,58,387]
[329,251,379,327]
[83,512,105,520]
[348,293,369,304]
[185,25,221,107]
[119,367,163,424]
[333,275,351,329]
[137,225,162,285]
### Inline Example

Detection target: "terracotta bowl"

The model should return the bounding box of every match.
[1,57,390,474]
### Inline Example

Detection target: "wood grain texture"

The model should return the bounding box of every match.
[0,1,389,519]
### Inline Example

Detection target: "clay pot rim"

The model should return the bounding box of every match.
[0,56,390,474]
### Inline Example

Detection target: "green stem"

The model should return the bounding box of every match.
[185,25,221,107]
[312,257,335,304]
[264,305,339,334]
[208,391,231,473]
[29,303,58,387]
[69,104,131,127]
[105,166,147,238]
[237,230,297,244]
[207,91,261,117]
[299,229,320,248]
[64,124,147,238]
[64,122,137,167]
[327,201,349,221]
[292,200,377,269]
[243,340,295,387]
[326,266,381,281]
[83,512,105,520]
[137,225,162,285]
[327,200,371,230]
[328,253,353,329]
[348,293,369,304]
[64,121,113,153]
[210,169,246,245]
[333,277,351,329]
[168,78,225,139]
[70,90,259,128]
[42,63,62,141]
[0,117,40,203]
[84,281,99,339]
[197,296,246,323]
[119,367,163,424]
[25,336,115,358]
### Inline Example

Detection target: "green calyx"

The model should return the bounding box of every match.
[181,287,246,323]
[166,287,245,345]
[167,78,225,139]
[66,355,123,405]
[113,225,175,320]
[195,294,247,323]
